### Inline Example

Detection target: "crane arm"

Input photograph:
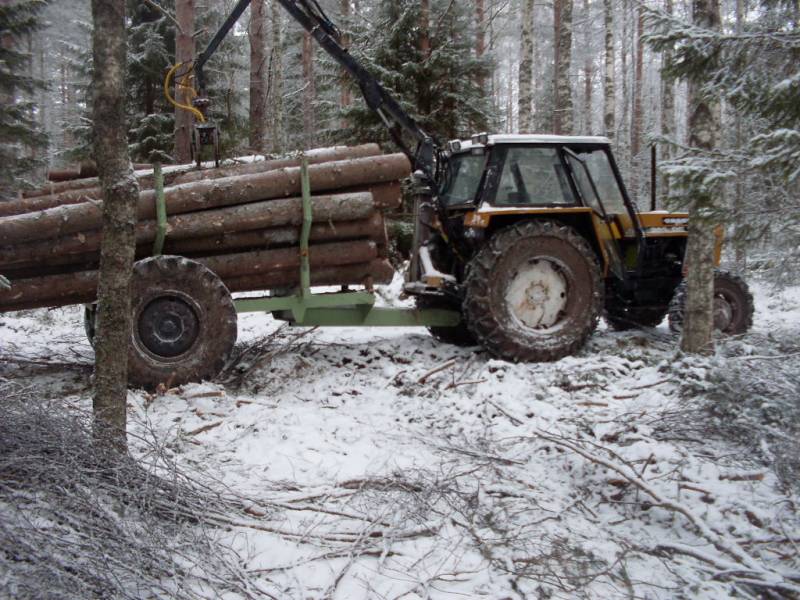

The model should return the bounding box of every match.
[191,0,438,182]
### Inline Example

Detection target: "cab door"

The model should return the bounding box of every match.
[563,149,625,280]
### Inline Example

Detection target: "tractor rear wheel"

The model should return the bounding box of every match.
[127,256,237,389]
[668,270,754,335]
[416,295,476,347]
[605,306,669,330]
[463,221,604,362]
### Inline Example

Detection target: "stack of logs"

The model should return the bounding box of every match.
[0,144,409,312]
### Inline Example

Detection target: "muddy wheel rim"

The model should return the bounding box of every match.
[138,295,200,358]
[714,294,734,331]
[506,258,569,332]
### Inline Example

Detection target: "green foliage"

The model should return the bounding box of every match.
[126,0,176,162]
[0,0,49,197]
[645,1,800,274]
[339,0,495,147]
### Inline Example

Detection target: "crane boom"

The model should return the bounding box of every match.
[192,0,438,182]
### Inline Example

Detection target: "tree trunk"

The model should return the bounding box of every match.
[553,0,574,135]
[269,0,284,154]
[174,0,194,164]
[420,0,431,58]
[518,0,535,131]
[302,30,315,148]
[90,0,139,451]
[249,0,268,153]
[475,0,486,95]
[733,0,746,271]
[660,0,675,197]
[339,0,352,124]
[582,0,593,133]
[681,0,722,355]
[630,2,644,196]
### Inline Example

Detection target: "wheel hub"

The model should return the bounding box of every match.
[506,258,569,330]
[138,296,200,358]
[713,295,734,331]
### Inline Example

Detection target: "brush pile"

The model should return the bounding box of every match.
[0,144,408,312]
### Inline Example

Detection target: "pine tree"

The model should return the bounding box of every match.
[0,0,48,197]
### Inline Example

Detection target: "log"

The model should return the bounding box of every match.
[0,154,411,246]
[11,144,382,212]
[223,259,395,294]
[0,187,398,268]
[162,212,386,255]
[170,143,381,185]
[0,240,381,311]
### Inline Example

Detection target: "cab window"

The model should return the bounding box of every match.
[440,153,487,206]
[495,147,574,205]
[580,149,628,215]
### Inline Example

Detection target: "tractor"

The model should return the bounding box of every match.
[112,0,753,387]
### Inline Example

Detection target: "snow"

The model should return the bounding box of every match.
[1,277,799,598]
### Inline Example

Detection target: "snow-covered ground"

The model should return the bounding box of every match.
[1,277,799,599]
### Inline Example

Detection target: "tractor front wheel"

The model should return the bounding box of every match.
[463,221,604,362]
[668,270,754,335]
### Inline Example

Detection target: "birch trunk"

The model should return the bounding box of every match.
[518,0,535,131]
[681,0,722,355]
[90,0,139,450]
[475,0,486,95]
[603,0,615,138]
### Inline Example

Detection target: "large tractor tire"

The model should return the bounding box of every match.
[415,295,476,347]
[668,270,754,335]
[83,256,238,389]
[463,221,604,362]
[605,306,669,331]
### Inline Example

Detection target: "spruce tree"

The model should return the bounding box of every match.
[0,0,48,197]
[340,0,494,147]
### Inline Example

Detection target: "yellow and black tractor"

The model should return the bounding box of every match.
[407,133,754,361]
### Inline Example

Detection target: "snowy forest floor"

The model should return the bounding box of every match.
[1,276,799,599]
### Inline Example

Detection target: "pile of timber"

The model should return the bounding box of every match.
[0,144,409,312]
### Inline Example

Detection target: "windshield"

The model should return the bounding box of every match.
[495,147,574,205]
[576,149,628,215]
[440,153,487,206]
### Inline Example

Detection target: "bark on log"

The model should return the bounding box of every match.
[0,154,411,245]
[0,249,392,312]
[13,144,382,211]
[162,212,385,255]
[1,214,388,277]
[0,187,398,268]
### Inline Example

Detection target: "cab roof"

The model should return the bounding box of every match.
[457,134,611,152]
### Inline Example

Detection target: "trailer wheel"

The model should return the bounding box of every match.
[415,295,476,347]
[464,221,604,362]
[668,270,754,335]
[128,256,237,389]
[605,306,668,330]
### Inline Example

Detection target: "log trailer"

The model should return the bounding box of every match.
[2,0,754,389]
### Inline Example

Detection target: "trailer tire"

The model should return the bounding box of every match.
[668,270,754,335]
[464,221,604,362]
[416,295,476,347]
[127,256,237,390]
